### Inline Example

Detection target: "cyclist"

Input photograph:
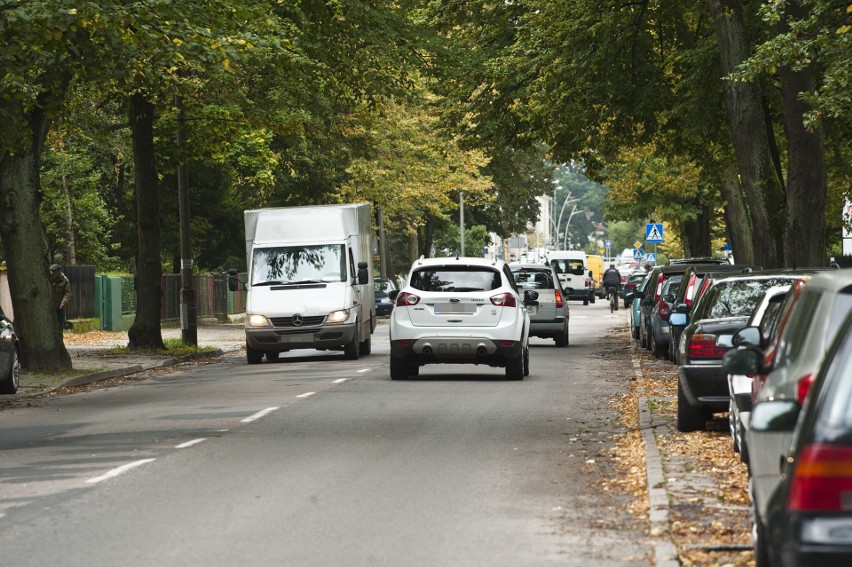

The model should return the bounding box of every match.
[602,264,622,311]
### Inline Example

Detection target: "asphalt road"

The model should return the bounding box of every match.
[0,301,653,566]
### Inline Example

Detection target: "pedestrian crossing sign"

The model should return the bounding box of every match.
[633,248,644,260]
[646,223,664,243]
[645,253,657,263]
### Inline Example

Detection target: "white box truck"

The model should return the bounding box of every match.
[230,203,376,364]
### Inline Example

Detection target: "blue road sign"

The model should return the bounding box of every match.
[645,253,657,264]
[633,248,644,260]
[604,239,612,248]
[645,223,664,243]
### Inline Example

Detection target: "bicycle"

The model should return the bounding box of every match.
[606,286,619,313]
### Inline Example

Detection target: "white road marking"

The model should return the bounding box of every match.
[296,392,315,398]
[86,459,156,484]
[241,407,279,423]
[175,438,207,449]
[332,378,348,384]
[356,369,371,374]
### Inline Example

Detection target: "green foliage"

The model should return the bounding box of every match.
[433,223,490,257]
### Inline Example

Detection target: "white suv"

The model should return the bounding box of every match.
[388,257,532,380]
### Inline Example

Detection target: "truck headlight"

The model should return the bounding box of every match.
[246,314,272,328]
[326,309,352,325]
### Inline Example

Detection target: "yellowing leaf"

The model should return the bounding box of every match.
[223,59,230,70]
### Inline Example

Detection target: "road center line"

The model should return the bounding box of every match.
[241,407,279,423]
[296,392,315,398]
[332,378,348,384]
[175,438,207,449]
[86,459,156,484]
[356,369,371,373]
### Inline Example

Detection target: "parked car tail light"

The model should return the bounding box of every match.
[657,300,670,320]
[796,373,816,405]
[685,274,697,306]
[686,333,727,358]
[554,289,564,309]
[787,444,852,511]
[653,274,664,301]
[396,291,420,307]
[490,292,517,307]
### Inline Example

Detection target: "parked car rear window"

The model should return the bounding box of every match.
[410,267,502,292]
[551,259,585,276]
[702,279,792,319]
[827,287,852,342]
[777,289,822,366]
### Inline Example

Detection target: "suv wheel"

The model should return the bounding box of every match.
[523,345,530,376]
[505,354,524,380]
[390,356,409,380]
[677,380,706,432]
[555,323,569,347]
[0,348,20,394]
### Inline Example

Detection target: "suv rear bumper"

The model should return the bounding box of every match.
[390,337,523,365]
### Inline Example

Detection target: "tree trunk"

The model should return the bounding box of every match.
[0,120,71,370]
[708,0,785,268]
[408,228,419,264]
[127,92,165,351]
[719,164,755,265]
[780,2,826,268]
[680,201,712,258]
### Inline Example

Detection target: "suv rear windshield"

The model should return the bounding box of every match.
[511,268,555,289]
[410,267,502,292]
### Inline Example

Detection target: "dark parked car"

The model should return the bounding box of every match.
[621,272,647,308]
[630,272,652,340]
[0,306,21,395]
[375,290,394,316]
[747,308,852,566]
[668,264,758,361]
[666,257,732,266]
[672,272,812,432]
[647,274,682,358]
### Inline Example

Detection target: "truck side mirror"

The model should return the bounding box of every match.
[357,261,369,285]
[227,269,240,292]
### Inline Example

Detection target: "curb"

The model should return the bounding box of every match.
[51,348,225,393]
[633,349,680,567]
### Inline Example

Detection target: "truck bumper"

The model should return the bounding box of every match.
[246,323,356,352]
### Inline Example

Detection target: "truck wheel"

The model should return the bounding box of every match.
[265,351,279,361]
[677,380,706,432]
[344,335,360,360]
[246,346,263,365]
[390,356,409,380]
[359,336,372,356]
[590,294,595,304]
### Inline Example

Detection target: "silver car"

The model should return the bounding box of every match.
[510,263,570,347]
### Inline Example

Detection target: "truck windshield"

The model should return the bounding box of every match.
[251,244,346,285]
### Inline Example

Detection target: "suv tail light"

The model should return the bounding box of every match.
[657,300,670,320]
[653,274,664,301]
[797,373,816,405]
[788,444,852,511]
[554,289,564,309]
[396,291,420,307]
[490,292,517,307]
[686,333,727,358]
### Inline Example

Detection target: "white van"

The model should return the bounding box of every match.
[229,203,376,363]
[547,251,592,305]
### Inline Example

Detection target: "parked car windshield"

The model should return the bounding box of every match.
[410,266,502,292]
[251,244,346,285]
[511,268,555,289]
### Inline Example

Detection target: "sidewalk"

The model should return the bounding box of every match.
[14,324,247,398]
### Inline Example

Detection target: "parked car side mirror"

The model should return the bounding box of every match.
[668,312,687,326]
[389,290,399,301]
[722,347,762,375]
[624,291,634,301]
[673,302,689,313]
[732,326,761,347]
[641,297,654,307]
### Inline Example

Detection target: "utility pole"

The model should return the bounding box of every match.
[459,191,465,256]
[176,94,196,346]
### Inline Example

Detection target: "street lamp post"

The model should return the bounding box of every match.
[555,196,578,250]
[562,204,581,250]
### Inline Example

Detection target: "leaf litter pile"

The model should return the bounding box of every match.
[608,340,754,567]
